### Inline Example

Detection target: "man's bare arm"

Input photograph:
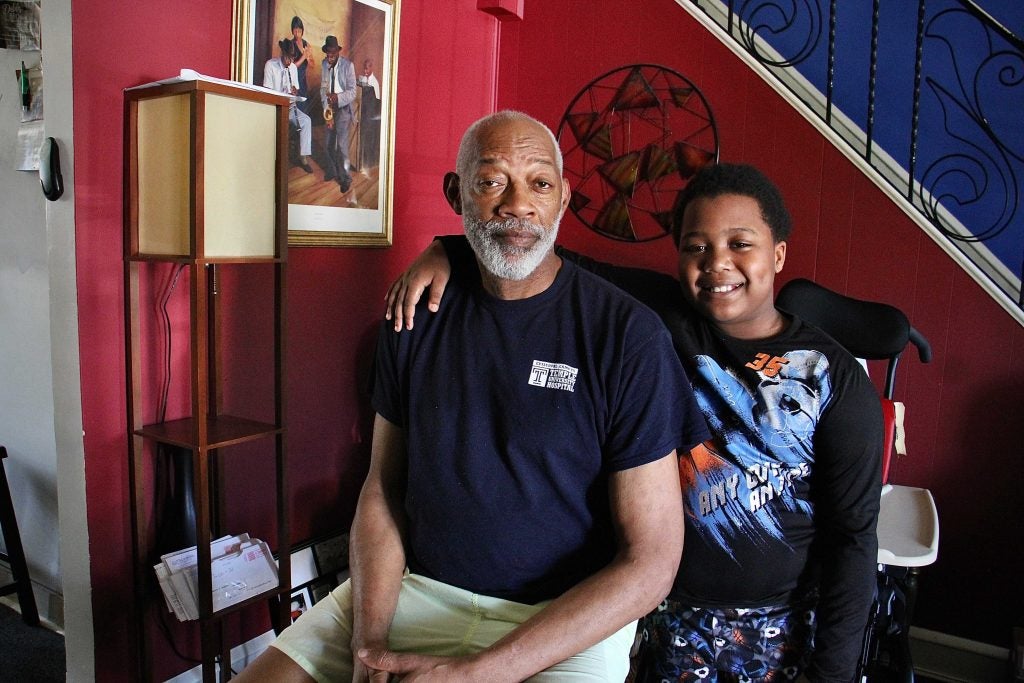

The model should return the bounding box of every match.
[358,451,684,682]
[349,413,410,681]
[232,415,410,683]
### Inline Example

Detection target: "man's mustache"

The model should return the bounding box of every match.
[477,218,547,239]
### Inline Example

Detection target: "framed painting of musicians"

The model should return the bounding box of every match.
[233,0,399,246]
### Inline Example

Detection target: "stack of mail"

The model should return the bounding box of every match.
[154,533,279,621]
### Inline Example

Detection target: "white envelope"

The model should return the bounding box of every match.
[154,533,255,620]
[210,540,279,612]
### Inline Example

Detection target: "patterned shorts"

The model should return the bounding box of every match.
[633,598,816,683]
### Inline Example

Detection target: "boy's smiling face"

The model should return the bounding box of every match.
[677,193,787,340]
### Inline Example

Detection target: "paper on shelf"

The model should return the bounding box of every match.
[161,534,242,573]
[125,69,297,102]
[211,540,280,611]
[154,562,186,620]
[153,533,276,621]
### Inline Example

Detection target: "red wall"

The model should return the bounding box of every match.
[73,2,498,679]
[72,1,1020,679]
[496,0,1024,649]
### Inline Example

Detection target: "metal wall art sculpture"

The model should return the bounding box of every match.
[557,64,720,243]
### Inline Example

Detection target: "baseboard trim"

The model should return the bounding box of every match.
[910,626,1010,682]
[164,629,276,682]
[0,564,64,633]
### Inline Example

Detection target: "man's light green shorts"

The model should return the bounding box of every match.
[271,573,636,681]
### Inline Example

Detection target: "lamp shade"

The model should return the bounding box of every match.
[125,79,288,260]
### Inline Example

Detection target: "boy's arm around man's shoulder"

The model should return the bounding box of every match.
[436,234,684,316]
[555,244,683,318]
[384,236,692,331]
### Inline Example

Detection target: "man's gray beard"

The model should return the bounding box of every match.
[464,215,559,281]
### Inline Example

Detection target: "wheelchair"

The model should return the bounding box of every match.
[776,278,937,683]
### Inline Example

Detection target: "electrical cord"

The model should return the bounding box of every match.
[156,263,186,424]
[149,264,241,678]
[149,263,202,667]
[155,607,203,666]
[153,263,186,556]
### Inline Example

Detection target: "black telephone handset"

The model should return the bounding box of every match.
[39,137,64,201]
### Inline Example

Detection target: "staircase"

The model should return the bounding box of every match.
[676,0,1024,325]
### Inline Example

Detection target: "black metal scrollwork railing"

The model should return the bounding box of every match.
[678,0,1024,322]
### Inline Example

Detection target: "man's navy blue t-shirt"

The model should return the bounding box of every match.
[372,257,708,604]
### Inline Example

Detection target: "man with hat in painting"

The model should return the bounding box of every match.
[263,38,314,173]
[320,34,357,193]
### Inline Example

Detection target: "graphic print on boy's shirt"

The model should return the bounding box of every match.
[679,349,833,557]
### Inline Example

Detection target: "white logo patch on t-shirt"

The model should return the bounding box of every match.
[528,360,578,392]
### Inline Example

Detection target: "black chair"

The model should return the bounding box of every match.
[776,278,937,683]
[0,446,40,626]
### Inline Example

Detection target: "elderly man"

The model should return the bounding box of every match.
[320,34,356,193]
[235,111,707,682]
[262,38,312,173]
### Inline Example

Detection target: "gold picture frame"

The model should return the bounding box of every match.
[232,0,399,247]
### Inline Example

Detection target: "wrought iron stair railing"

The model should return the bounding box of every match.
[676,0,1024,325]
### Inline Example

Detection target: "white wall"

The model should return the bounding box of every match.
[0,45,61,606]
[0,0,93,678]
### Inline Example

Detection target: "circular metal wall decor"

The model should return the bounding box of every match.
[557,64,719,242]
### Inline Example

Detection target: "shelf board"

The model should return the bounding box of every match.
[136,415,282,449]
[196,582,291,621]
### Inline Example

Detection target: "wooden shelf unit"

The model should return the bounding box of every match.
[123,78,291,682]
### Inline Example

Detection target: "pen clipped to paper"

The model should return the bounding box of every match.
[20,61,31,108]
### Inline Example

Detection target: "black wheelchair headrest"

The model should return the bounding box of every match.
[776,278,913,361]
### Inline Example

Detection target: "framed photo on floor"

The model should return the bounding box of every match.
[310,577,335,603]
[232,0,400,247]
[312,532,349,575]
[290,586,313,622]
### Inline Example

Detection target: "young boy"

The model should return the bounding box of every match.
[387,163,882,682]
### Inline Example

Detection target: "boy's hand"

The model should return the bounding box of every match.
[384,239,451,331]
